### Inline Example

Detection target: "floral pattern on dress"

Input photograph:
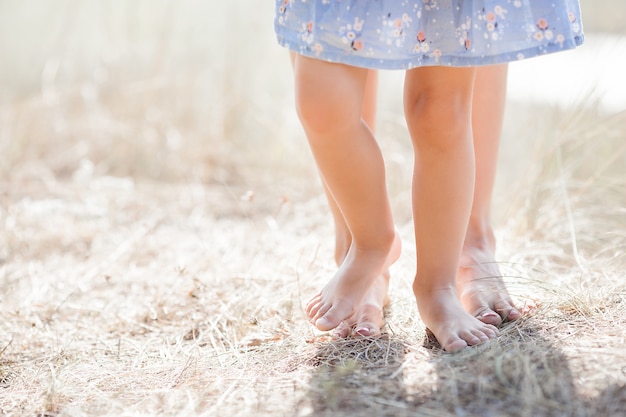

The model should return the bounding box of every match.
[274,0,584,69]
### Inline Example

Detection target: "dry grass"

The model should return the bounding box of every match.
[1,1,626,416]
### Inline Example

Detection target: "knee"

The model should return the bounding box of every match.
[294,59,363,137]
[295,91,338,134]
[295,86,360,137]
[404,89,472,150]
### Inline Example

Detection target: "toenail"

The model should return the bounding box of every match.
[481,311,500,318]
[355,327,370,335]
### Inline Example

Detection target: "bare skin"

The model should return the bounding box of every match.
[404,66,499,352]
[291,54,391,337]
[349,65,519,338]
[293,53,519,349]
[327,66,522,337]
[332,270,391,338]
[321,71,394,338]
[458,65,521,326]
[295,56,398,332]
[305,230,401,332]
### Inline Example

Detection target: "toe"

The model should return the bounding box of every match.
[459,330,482,346]
[315,316,336,331]
[444,337,469,353]
[476,308,503,326]
[315,304,352,331]
[474,307,502,326]
[333,321,351,338]
[505,307,522,321]
[310,302,332,325]
[355,321,381,337]
[494,300,521,322]
[306,300,323,321]
[305,294,322,316]
[482,324,499,339]
[354,305,383,337]
[472,329,490,342]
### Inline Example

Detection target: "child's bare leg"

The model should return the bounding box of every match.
[323,69,379,265]
[360,70,378,133]
[404,66,498,352]
[295,55,399,332]
[458,64,521,325]
[291,53,378,264]
[322,70,392,337]
[292,53,390,337]
[324,185,394,338]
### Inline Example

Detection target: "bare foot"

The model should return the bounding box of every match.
[332,271,390,338]
[414,286,499,352]
[457,244,521,326]
[306,230,401,332]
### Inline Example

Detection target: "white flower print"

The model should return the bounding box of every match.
[353,17,365,32]
[494,6,507,20]
[275,0,584,68]
[313,42,323,56]
[431,48,442,63]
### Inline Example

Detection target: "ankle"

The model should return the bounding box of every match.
[352,234,395,257]
[464,217,496,252]
[334,234,351,266]
[412,274,456,297]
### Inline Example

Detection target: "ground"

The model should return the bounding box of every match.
[1,151,626,415]
[1,2,626,416]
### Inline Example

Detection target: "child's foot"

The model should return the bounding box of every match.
[306,230,401,332]
[332,271,390,338]
[456,244,521,326]
[414,286,499,352]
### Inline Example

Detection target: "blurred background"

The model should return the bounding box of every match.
[0,4,624,415]
[0,1,624,223]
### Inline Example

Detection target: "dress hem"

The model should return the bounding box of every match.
[276,31,584,70]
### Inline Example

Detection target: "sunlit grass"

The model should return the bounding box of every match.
[0,1,625,416]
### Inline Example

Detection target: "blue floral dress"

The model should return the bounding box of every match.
[275,0,584,69]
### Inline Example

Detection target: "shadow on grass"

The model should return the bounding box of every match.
[300,316,626,417]
[423,316,626,416]
[300,335,413,417]
[423,317,581,417]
